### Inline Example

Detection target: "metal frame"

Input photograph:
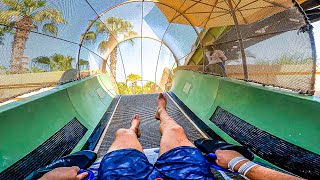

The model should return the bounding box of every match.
[155,0,188,84]
[225,0,248,80]
[292,0,317,95]
[78,0,207,81]
[105,36,179,63]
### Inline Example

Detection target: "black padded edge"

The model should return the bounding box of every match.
[210,107,320,179]
[0,118,88,180]
[82,95,121,150]
[167,91,223,141]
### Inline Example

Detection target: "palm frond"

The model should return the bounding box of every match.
[23,0,46,9]
[124,30,138,45]
[79,59,89,65]
[98,40,109,53]
[32,56,50,64]
[81,31,97,44]
[1,0,23,10]
[64,56,74,63]
[0,27,6,45]
[103,17,135,36]
[42,22,58,36]
[0,10,21,24]
[51,54,65,63]
[95,21,108,34]
[32,9,67,24]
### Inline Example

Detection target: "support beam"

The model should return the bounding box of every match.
[227,0,249,80]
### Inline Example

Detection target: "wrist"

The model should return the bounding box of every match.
[237,161,259,176]
[234,159,250,172]
[227,156,248,172]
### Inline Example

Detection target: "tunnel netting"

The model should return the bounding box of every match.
[0,0,317,102]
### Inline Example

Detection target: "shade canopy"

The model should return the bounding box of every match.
[156,0,307,28]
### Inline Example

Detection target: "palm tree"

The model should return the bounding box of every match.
[32,54,74,71]
[127,73,141,94]
[0,0,67,73]
[79,59,89,70]
[82,17,137,79]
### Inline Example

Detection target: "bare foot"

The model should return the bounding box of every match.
[130,114,141,138]
[155,93,167,120]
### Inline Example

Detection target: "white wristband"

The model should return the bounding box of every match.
[227,156,248,172]
[238,161,258,175]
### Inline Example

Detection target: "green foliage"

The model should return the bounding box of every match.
[32,54,75,71]
[79,59,89,70]
[33,56,50,64]
[116,75,157,95]
[127,74,141,83]
[81,17,137,52]
[143,81,156,93]
[0,0,67,38]
[79,59,89,65]
[31,67,45,73]
[254,55,313,65]
[0,66,6,70]
[0,27,6,45]
[117,82,131,94]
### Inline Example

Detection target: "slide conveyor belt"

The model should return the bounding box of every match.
[96,93,205,157]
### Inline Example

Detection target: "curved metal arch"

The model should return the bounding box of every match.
[77,0,206,71]
[154,0,188,86]
[103,36,179,64]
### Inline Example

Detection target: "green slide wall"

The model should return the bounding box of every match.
[171,70,320,156]
[0,74,115,172]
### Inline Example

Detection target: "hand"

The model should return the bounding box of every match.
[40,166,88,180]
[215,150,244,169]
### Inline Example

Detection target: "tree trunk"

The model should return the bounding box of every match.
[109,47,117,81]
[11,16,34,74]
[110,48,117,77]
[101,59,107,73]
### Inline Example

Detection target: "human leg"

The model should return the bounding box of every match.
[100,115,153,179]
[107,114,143,153]
[155,93,194,156]
[151,93,213,179]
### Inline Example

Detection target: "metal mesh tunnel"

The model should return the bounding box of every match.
[96,93,205,157]
[0,0,319,102]
[0,0,319,179]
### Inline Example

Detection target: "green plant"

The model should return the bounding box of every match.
[254,55,313,65]
[82,17,137,78]
[0,66,6,70]
[32,54,74,71]
[79,59,89,70]
[143,81,156,93]
[0,0,67,73]
[31,67,45,73]
[127,74,141,83]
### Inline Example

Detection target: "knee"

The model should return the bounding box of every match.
[115,128,135,137]
[168,125,185,134]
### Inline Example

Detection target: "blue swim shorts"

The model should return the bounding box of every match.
[99,146,214,179]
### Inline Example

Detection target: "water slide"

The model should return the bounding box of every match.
[0,0,320,179]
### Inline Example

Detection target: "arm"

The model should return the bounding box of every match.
[215,150,303,180]
[217,50,227,62]
[40,166,88,180]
